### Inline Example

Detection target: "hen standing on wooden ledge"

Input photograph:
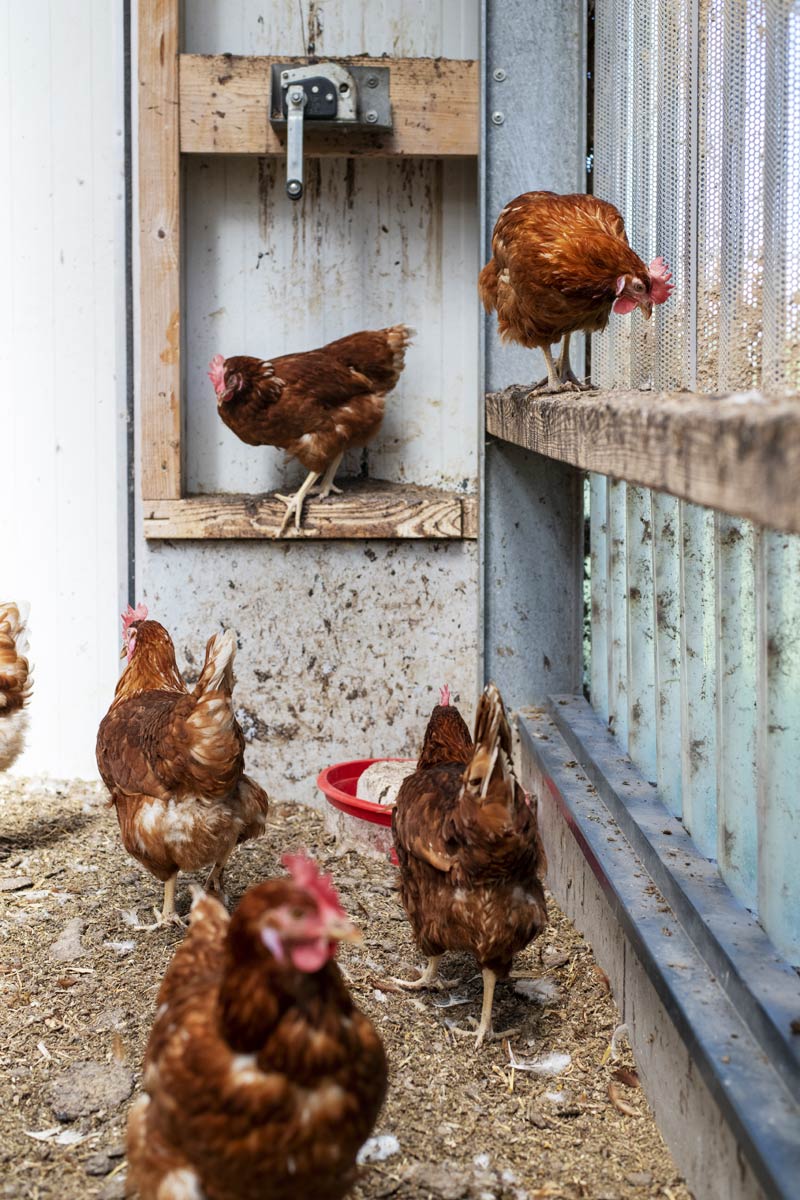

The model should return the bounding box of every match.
[209,325,413,534]
[479,191,674,394]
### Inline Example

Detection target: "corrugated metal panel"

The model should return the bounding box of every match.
[715,514,758,911]
[652,492,682,818]
[678,501,718,858]
[626,486,657,780]
[0,1,128,776]
[758,531,800,962]
[590,474,609,722]
[606,479,629,746]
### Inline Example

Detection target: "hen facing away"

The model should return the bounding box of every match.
[96,605,269,928]
[127,855,387,1200]
[392,683,547,1047]
[209,325,413,534]
[479,191,674,393]
[0,603,32,771]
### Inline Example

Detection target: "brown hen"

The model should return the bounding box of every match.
[209,325,413,533]
[96,604,268,927]
[0,603,32,771]
[127,855,387,1200]
[479,191,674,392]
[392,683,547,1046]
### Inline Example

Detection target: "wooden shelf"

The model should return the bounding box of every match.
[180,55,478,157]
[143,479,478,541]
[486,385,800,534]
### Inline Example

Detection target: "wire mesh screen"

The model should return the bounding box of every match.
[594,0,800,397]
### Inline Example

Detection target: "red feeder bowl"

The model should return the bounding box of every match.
[317,758,415,863]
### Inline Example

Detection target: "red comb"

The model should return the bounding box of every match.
[281,853,345,919]
[649,257,674,305]
[208,354,226,394]
[121,602,148,632]
[439,684,451,706]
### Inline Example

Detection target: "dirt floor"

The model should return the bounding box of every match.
[0,779,692,1200]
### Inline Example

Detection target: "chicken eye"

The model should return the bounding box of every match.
[290,906,306,920]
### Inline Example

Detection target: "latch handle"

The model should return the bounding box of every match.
[286,85,307,200]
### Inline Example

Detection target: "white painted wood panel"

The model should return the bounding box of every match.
[0,1,128,778]
[183,0,479,496]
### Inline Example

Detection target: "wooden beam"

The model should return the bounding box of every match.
[179,55,478,157]
[143,480,478,540]
[486,387,800,534]
[139,0,182,500]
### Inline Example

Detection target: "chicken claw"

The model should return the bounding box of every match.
[446,968,517,1048]
[529,336,594,396]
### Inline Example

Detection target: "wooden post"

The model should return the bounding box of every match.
[138,0,182,500]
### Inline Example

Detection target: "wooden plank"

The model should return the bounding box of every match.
[139,0,182,499]
[179,55,478,156]
[143,481,478,540]
[486,387,800,534]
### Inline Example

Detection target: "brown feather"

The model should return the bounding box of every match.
[216,325,413,474]
[127,882,387,1200]
[392,684,547,978]
[480,191,650,349]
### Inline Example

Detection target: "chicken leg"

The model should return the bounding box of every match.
[390,955,458,991]
[449,968,519,1048]
[275,469,321,535]
[134,872,187,931]
[309,453,344,499]
[530,335,592,396]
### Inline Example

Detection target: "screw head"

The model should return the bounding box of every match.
[366,75,379,88]
[491,110,505,125]
[289,88,304,106]
[287,179,303,198]
[311,85,319,93]
[365,109,378,123]
[325,92,334,101]
[493,68,506,81]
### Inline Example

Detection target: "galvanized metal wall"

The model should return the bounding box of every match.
[590,0,800,962]
[0,1,129,777]
[135,0,480,803]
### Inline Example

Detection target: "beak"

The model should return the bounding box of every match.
[641,299,653,320]
[120,645,127,660]
[325,917,363,945]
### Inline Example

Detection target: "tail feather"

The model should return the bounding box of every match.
[464,683,516,804]
[194,629,237,697]
[478,259,499,313]
[0,602,32,710]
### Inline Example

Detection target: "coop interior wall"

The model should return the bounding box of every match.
[135,0,481,802]
[0,2,128,778]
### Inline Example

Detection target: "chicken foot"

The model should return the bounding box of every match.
[529,335,592,396]
[134,873,187,931]
[390,955,459,991]
[448,968,519,1049]
[275,469,322,535]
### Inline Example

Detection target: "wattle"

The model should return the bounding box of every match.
[612,295,638,315]
[290,939,332,973]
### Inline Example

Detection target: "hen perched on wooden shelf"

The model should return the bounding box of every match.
[209,325,413,534]
[96,604,269,927]
[127,854,387,1200]
[392,683,547,1047]
[479,191,674,393]
[0,603,32,771]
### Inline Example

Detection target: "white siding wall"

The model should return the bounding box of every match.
[0,1,128,777]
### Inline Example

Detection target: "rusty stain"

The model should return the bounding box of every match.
[160,311,180,365]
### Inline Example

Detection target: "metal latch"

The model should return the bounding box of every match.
[270,63,392,200]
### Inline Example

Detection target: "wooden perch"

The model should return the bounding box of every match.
[486,385,800,534]
[144,479,478,541]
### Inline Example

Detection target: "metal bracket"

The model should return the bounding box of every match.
[270,62,392,200]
